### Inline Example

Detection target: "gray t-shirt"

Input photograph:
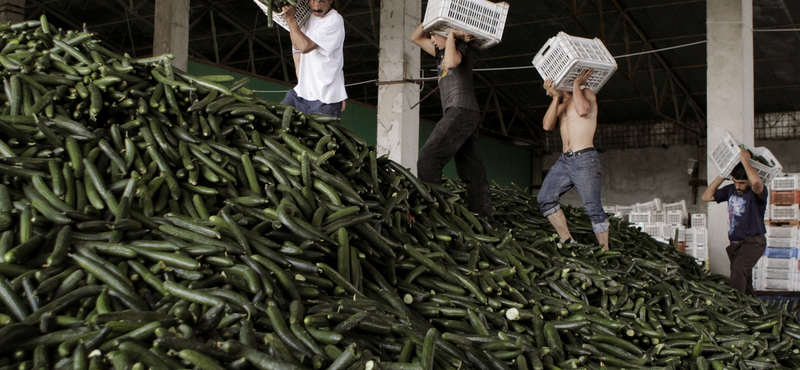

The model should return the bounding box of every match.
[436,40,479,113]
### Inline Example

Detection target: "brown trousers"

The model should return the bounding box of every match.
[726,234,766,296]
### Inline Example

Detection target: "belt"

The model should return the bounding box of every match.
[564,147,597,157]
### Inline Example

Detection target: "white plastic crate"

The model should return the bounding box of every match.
[771,174,800,192]
[423,0,510,50]
[685,228,707,248]
[642,223,664,239]
[760,276,795,291]
[760,258,797,273]
[666,211,685,226]
[710,132,783,185]
[769,204,800,221]
[767,226,798,239]
[663,225,686,242]
[767,237,798,249]
[634,198,662,213]
[651,212,666,224]
[615,205,635,214]
[628,212,652,224]
[603,205,616,214]
[752,267,794,291]
[253,0,312,31]
[691,214,707,229]
[662,200,688,215]
[685,245,708,260]
[532,32,617,93]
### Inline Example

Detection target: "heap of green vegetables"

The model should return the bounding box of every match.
[0,16,799,370]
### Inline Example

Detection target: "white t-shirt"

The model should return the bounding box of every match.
[295,9,348,104]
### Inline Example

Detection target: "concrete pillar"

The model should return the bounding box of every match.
[377,0,420,171]
[0,0,24,24]
[706,0,754,276]
[153,0,190,71]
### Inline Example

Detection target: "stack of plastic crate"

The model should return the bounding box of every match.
[663,200,688,226]
[684,228,708,261]
[691,214,707,229]
[614,205,634,222]
[768,173,800,224]
[753,247,799,291]
[634,198,662,213]
[663,225,686,243]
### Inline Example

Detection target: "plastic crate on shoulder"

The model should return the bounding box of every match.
[767,237,798,249]
[767,225,798,239]
[253,0,312,31]
[770,190,800,206]
[710,132,783,185]
[666,210,685,226]
[423,0,510,50]
[532,32,617,93]
[685,228,707,248]
[769,204,800,221]
[771,174,800,191]
[628,212,652,224]
[663,225,686,242]
[691,214,707,229]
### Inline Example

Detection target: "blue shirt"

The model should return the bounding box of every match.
[714,184,768,241]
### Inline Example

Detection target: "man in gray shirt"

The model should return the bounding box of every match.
[410,23,493,221]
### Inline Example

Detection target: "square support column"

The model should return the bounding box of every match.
[153,0,190,71]
[377,0,421,171]
[706,0,754,276]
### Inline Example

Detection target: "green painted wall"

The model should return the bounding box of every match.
[187,61,531,188]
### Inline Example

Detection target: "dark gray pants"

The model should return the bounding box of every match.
[417,107,493,219]
[726,234,766,296]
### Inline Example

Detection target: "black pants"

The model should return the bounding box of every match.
[726,234,766,296]
[417,107,493,219]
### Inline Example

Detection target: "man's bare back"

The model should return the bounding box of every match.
[542,69,598,152]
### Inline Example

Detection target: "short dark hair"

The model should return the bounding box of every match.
[731,163,747,180]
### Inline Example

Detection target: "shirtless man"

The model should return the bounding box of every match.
[537,69,610,250]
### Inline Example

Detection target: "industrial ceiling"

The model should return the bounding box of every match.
[24,0,800,152]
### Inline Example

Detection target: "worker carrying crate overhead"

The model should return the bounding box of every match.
[422,0,510,50]
[533,32,618,93]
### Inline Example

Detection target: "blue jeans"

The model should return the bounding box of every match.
[281,89,343,117]
[537,150,609,233]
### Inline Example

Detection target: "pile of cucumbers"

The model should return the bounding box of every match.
[0,15,799,370]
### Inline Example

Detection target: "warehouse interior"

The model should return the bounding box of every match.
[21,0,798,273]
[0,0,799,367]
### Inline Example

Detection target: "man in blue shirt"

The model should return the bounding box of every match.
[701,148,768,296]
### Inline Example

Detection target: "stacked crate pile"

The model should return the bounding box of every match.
[754,174,800,291]
[609,198,707,263]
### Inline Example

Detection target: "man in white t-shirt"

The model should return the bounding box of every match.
[281,0,347,117]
